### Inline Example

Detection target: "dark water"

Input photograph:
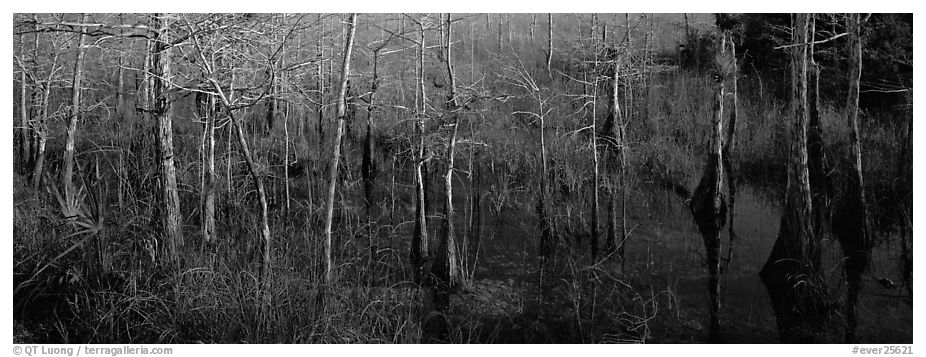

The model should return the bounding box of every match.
[465,184,912,343]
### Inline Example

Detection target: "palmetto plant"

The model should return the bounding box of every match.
[14,169,107,321]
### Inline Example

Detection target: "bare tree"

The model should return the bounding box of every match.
[16,16,32,174]
[589,42,601,260]
[322,13,358,285]
[409,15,432,284]
[505,56,553,271]
[760,13,828,343]
[721,29,740,268]
[150,14,184,263]
[61,13,90,203]
[603,56,621,256]
[198,37,221,244]
[184,13,283,313]
[433,13,463,310]
[688,33,729,341]
[601,50,629,268]
[546,14,554,79]
[29,26,59,191]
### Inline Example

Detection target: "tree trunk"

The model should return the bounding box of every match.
[689,35,728,340]
[546,14,554,79]
[834,12,872,343]
[506,14,512,46]
[530,14,536,43]
[363,45,381,281]
[722,31,740,268]
[322,13,358,285]
[31,82,50,191]
[316,16,326,158]
[807,14,830,249]
[760,13,828,343]
[116,14,126,121]
[497,14,503,53]
[434,14,462,310]
[537,101,553,263]
[411,18,430,284]
[62,13,90,202]
[277,14,291,214]
[604,58,621,254]
[27,19,40,172]
[149,14,184,264]
[589,50,600,260]
[202,93,217,243]
[17,27,31,174]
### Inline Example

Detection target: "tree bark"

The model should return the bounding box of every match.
[27,18,40,172]
[17,25,31,175]
[62,13,90,202]
[537,99,553,264]
[604,58,621,254]
[322,13,358,285]
[689,35,728,340]
[434,14,462,310]
[202,92,217,243]
[115,14,126,121]
[411,18,430,284]
[530,14,536,43]
[722,31,740,268]
[31,82,50,191]
[589,48,600,260]
[316,16,326,158]
[546,14,554,79]
[148,14,185,264]
[760,13,828,343]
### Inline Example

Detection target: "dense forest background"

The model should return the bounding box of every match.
[12,13,912,343]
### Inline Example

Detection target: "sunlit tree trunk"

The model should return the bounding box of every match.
[148,14,184,264]
[411,17,431,284]
[546,14,553,79]
[62,13,90,202]
[604,58,621,255]
[689,33,728,340]
[31,81,50,191]
[722,31,740,267]
[434,14,462,310]
[277,14,291,214]
[322,13,358,285]
[202,93,217,243]
[760,13,828,343]
[17,24,31,174]
[27,17,40,173]
[316,16,326,158]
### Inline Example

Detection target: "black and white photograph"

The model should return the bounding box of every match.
[9,8,915,349]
